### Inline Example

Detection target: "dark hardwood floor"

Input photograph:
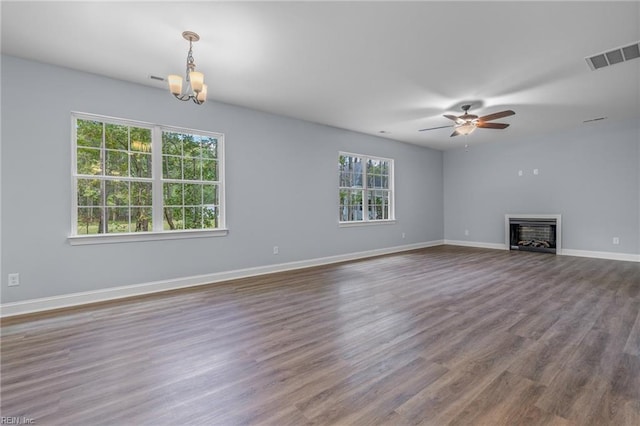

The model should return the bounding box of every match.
[1,245,639,425]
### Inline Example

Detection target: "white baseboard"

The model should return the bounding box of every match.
[444,240,508,250]
[445,239,640,262]
[4,239,635,318]
[561,248,640,263]
[0,240,444,318]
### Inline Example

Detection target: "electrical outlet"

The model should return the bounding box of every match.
[273,246,279,255]
[518,170,523,177]
[613,237,620,245]
[464,229,469,236]
[402,232,406,239]
[8,273,19,287]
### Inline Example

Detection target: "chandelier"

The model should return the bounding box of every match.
[168,31,207,105]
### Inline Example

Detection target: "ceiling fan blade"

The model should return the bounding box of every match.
[477,122,510,129]
[477,110,515,122]
[419,124,454,132]
[450,130,461,137]
[444,114,461,122]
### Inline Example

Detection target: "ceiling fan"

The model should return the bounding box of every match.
[419,105,515,137]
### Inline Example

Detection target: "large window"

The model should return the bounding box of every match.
[71,113,224,242]
[339,152,394,223]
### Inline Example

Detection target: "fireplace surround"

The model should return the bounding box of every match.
[505,214,561,254]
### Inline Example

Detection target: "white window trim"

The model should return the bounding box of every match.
[68,229,228,246]
[69,112,227,245]
[338,151,395,226]
[338,219,397,228]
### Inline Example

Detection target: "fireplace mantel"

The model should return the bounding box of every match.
[505,214,562,254]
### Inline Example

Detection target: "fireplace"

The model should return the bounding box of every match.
[505,215,561,254]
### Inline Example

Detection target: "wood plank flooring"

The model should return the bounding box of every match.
[1,245,639,425]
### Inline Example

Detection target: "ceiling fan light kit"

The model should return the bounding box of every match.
[420,104,515,137]
[454,121,477,136]
[168,31,207,105]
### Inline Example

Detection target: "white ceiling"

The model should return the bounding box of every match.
[2,1,639,150]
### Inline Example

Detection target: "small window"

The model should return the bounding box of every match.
[339,152,394,223]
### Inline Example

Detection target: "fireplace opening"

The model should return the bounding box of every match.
[509,218,558,254]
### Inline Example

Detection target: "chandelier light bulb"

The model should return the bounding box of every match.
[197,84,208,103]
[167,75,183,96]
[190,71,204,93]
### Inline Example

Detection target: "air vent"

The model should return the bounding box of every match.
[149,75,165,81]
[586,41,640,70]
[583,117,607,124]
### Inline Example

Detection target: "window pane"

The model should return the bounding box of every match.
[130,128,152,153]
[131,181,152,206]
[367,174,387,189]
[163,183,183,206]
[203,185,217,205]
[182,135,200,158]
[183,157,201,180]
[105,124,129,150]
[77,148,102,175]
[105,207,130,233]
[162,132,182,155]
[164,207,184,230]
[77,207,103,234]
[339,172,347,187]
[131,207,152,232]
[380,161,389,175]
[203,206,218,229]
[202,138,217,159]
[351,167,364,188]
[184,184,202,205]
[202,159,217,181]
[106,180,129,206]
[77,119,103,148]
[184,206,202,229]
[339,189,363,221]
[77,178,102,206]
[131,153,151,178]
[163,155,182,179]
[340,171,363,188]
[348,205,363,221]
[367,190,389,220]
[338,155,348,173]
[105,150,129,177]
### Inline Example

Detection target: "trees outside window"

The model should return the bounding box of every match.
[339,152,394,223]
[162,131,220,231]
[72,113,224,237]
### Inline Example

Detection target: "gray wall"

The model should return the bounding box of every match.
[1,55,444,303]
[444,118,640,255]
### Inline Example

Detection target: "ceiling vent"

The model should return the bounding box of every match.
[585,41,640,70]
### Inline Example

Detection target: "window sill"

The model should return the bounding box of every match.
[338,220,396,228]
[68,229,229,246]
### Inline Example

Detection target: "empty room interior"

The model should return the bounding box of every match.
[1,1,639,425]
